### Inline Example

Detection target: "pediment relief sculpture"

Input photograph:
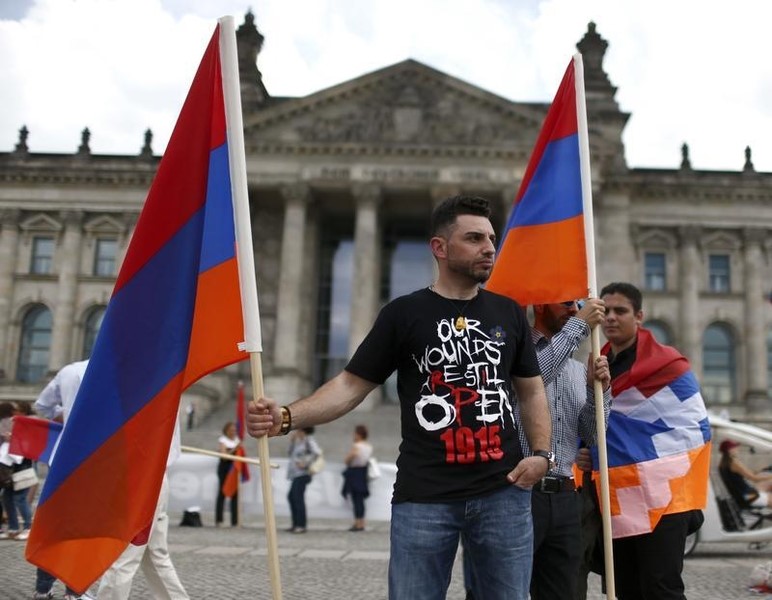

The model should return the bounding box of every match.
[246,61,543,148]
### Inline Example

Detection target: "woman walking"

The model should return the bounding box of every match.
[342,424,373,532]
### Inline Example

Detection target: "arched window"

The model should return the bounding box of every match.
[17,305,52,383]
[83,306,106,359]
[702,323,735,404]
[644,320,673,345]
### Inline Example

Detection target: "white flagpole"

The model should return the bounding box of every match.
[219,16,283,600]
[574,52,615,599]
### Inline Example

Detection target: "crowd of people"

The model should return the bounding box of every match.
[5,193,720,599]
[246,195,713,600]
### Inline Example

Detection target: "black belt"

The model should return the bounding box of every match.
[536,476,576,493]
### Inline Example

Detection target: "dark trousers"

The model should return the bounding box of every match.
[351,491,366,519]
[288,475,311,528]
[576,478,603,600]
[613,512,690,600]
[215,460,238,526]
[36,568,77,595]
[530,489,582,600]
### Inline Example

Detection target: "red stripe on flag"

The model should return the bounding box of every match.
[487,57,589,305]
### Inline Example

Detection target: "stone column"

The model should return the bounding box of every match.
[595,192,634,285]
[678,226,702,373]
[743,228,769,412]
[350,184,382,352]
[48,211,83,371]
[272,184,310,399]
[498,185,518,225]
[0,210,20,376]
[350,184,382,409]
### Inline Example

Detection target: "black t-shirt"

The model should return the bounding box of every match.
[345,287,540,503]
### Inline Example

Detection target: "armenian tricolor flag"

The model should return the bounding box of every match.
[9,415,63,465]
[26,18,261,593]
[487,54,591,305]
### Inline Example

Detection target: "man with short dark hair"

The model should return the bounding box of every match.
[248,195,552,600]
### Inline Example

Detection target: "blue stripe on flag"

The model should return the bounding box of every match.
[200,142,235,273]
[510,134,582,227]
[41,209,205,500]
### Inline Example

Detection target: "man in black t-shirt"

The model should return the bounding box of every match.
[247,195,551,600]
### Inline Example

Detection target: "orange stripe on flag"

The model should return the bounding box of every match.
[184,257,245,388]
[25,373,183,592]
[486,215,588,305]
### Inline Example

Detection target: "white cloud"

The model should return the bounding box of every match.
[1,0,770,171]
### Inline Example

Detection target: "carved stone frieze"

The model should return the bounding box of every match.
[293,82,531,146]
[245,62,543,150]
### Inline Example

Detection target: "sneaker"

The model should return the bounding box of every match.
[64,594,96,600]
[291,527,306,534]
[14,529,30,541]
[32,593,53,600]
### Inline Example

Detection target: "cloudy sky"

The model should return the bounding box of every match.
[1,0,770,171]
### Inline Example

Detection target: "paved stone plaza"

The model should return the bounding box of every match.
[3,404,770,598]
[1,518,770,599]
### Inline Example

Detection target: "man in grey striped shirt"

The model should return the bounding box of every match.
[516,298,611,600]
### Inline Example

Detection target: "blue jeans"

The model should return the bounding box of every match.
[288,475,311,529]
[2,487,32,531]
[389,485,532,600]
[36,569,78,595]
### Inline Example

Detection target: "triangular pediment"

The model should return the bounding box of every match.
[244,60,548,149]
[702,231,740,251]
[633,227,676,249]
[20,213,61,232]
[83,215,124,234]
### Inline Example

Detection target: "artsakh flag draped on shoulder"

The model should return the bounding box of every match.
[592,328,711,538]
[9,416,63,465]
[487,55,590,305]
[26,19,259,593]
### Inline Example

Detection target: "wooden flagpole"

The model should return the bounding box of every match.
[219,15,283,599]
[237,381,245,527]
[180,445,279,468]
[574,52,616,598]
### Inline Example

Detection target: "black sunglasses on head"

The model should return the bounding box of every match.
[560,300,585,309]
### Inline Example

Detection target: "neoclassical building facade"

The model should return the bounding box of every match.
[1,13,770,417]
